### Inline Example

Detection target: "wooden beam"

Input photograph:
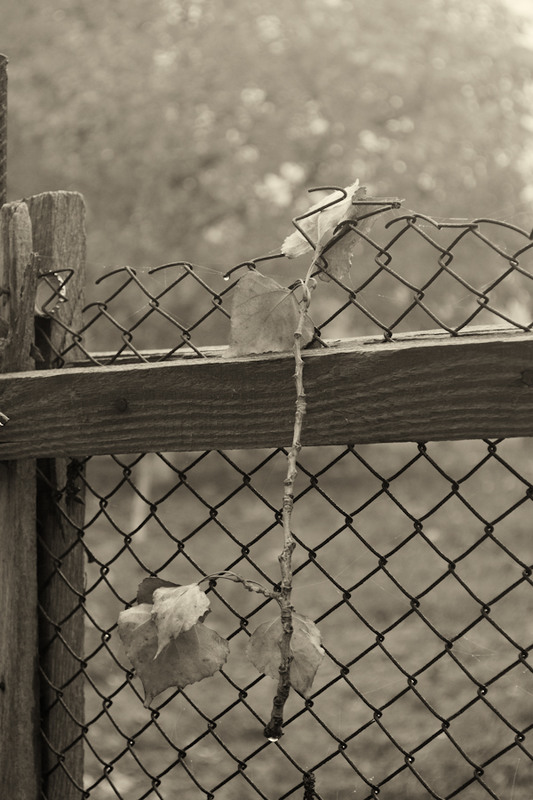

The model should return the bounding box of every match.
[1,328,533,458]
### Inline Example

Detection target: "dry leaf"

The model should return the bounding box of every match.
[118,604,229,707]
[227,271,314,356]
[152,583,211,657]
[246,612,325,696]
[281,179,361,258]
[137,576,181,605]
[315,190,377,283]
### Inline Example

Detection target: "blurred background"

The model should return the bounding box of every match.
[3,0,533,278]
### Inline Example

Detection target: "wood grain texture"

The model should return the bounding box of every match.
[0,202,40,798]
[1,328,533,458]
[28,192,86,800]
[0,201,37,372]
[27,191,86,367]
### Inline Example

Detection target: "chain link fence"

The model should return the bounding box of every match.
[38,192,533,799]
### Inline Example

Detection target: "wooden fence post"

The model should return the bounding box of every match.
[26,191,87,800]
[0,54,7,208]
[0,202,40,797]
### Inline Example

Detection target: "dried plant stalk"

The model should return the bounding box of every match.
[264,270,315,741]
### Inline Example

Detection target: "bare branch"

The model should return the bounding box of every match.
[264,269,315,741]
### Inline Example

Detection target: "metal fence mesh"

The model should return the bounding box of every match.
[38,193,533,367]
[37,192,533,799]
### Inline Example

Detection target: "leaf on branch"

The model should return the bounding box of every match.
[118,604,229,707]
[314,190,377,283]
[246,613,325,697]
[137,576,181,605]
[152,583,211,657]
[227,270,314,356]
[281,179,362,258]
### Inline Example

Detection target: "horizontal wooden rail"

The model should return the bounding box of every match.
[1,328,533,458]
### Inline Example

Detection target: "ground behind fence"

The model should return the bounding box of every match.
[75,439,533,800]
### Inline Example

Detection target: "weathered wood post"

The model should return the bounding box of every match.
[0,202,41,797]
[28,191,87,800]
[0,54,7,207]
[0,191,87,799]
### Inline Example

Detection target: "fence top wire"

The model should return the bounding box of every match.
[32,188,533,368]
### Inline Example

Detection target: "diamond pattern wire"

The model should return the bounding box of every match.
[42,441,533,800]
[36,194,533,799]
[38,195,533,366]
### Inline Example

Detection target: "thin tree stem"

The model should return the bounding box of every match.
[264,267,315,741]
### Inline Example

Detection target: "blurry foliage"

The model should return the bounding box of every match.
[3,0,533,282]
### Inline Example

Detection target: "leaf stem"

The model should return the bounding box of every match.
[199,571,276,601]
[264,267,315,741]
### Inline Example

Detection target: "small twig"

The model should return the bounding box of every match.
[199,570,277,602]
[264,266,315,741]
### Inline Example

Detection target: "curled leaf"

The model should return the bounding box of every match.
[227,271,314,356]
[246,613,325,696]
[152,583,211,657]
[315,190,377,283]
[118,604,229,707]
[281,180,361,258]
